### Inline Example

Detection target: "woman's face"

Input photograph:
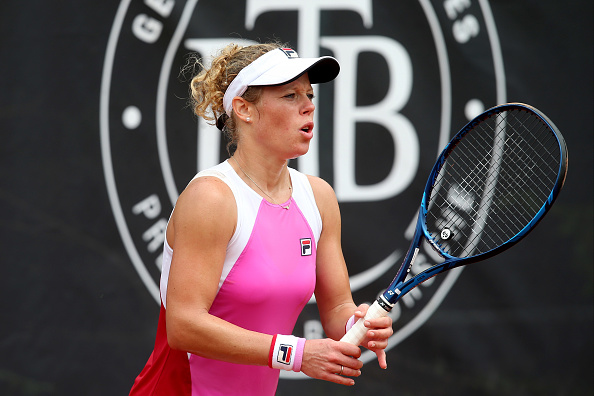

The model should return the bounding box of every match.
[250,73,316,160]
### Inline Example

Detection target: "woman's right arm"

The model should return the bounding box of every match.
[165,176,272,366]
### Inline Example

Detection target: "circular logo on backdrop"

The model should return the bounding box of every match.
[101,0,505,378]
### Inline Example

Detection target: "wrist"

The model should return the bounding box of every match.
[268,334,306,372]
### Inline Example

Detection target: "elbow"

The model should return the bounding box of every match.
[166,331,185,351]
[165,308,211,352]
[165,311,193,351]
[166,320,186,351]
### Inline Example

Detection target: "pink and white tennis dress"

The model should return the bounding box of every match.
[130,160,322,395]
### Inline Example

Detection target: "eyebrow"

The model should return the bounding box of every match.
[279,82,313,92]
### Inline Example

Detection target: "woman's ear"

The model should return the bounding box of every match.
[232,97,252,123]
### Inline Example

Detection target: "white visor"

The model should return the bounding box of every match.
[222,48,340,116]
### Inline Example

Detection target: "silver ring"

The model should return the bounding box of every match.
[338,365,344,375]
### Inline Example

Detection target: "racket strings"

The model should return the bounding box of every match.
[469,113,557,243]
[426,108,562,258]
[500,129,558,213]
[496,112,559,212]
[457,111,557,251]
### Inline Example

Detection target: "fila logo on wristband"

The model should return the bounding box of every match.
[277,344,292,365]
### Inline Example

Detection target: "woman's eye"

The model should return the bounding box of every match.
[283,93,314,100]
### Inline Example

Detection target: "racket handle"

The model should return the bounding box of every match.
[340,299,390,345]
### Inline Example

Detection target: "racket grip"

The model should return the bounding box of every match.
[340,300,389,345]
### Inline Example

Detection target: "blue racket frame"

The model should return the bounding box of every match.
[380,103,568,307]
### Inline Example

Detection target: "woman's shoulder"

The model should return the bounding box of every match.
[181,174,234,209]
[305,174,336,198]
[304,174,338,221]
[169,175,236,239]
[180,161,236,206]
[172,162,236,221]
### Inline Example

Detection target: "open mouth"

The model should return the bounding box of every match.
[300,122,314,134]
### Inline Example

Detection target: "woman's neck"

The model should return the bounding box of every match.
[230,151,292,203]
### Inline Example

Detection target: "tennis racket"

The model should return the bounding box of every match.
[341,102,568,345]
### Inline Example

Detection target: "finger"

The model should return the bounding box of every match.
[375,349,388,369]
[354,303,369,319]
[322,367,356,386]
[335,364,362,378]
[337,341,362,358]
[364,316,393,329]
[366,338,385,349]
[366,328,393,342]
[332,375,356,386]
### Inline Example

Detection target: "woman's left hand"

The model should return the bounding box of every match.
[352,303,393,369]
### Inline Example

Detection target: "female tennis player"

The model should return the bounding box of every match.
[129,42,393,395]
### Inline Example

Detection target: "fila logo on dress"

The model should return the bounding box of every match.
[300,238,312,256]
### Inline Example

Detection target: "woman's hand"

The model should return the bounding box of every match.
[352,303,393,369]
[300,339,363,386]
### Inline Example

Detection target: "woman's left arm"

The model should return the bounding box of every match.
[308,176,393,369]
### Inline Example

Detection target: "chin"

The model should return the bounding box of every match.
[285,143,310,160]
[291,147,310,160]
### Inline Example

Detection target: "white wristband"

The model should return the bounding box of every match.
[268,334,299,371]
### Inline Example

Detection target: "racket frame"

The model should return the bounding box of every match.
[341,103,568,345]
[383,102,568,306]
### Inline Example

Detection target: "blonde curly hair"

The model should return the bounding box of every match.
[189,41,285,154]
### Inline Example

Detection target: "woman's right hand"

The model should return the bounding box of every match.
[300,339,363,386]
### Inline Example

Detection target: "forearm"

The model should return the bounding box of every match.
[320,301,358,341]
[167,309,272,366]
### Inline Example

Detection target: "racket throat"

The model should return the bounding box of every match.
[376,294,395,313]
[408,247,420,272]
[393,247,420,285]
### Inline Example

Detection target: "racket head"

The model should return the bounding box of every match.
[421,102,567,262]
[381,103,568,305]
